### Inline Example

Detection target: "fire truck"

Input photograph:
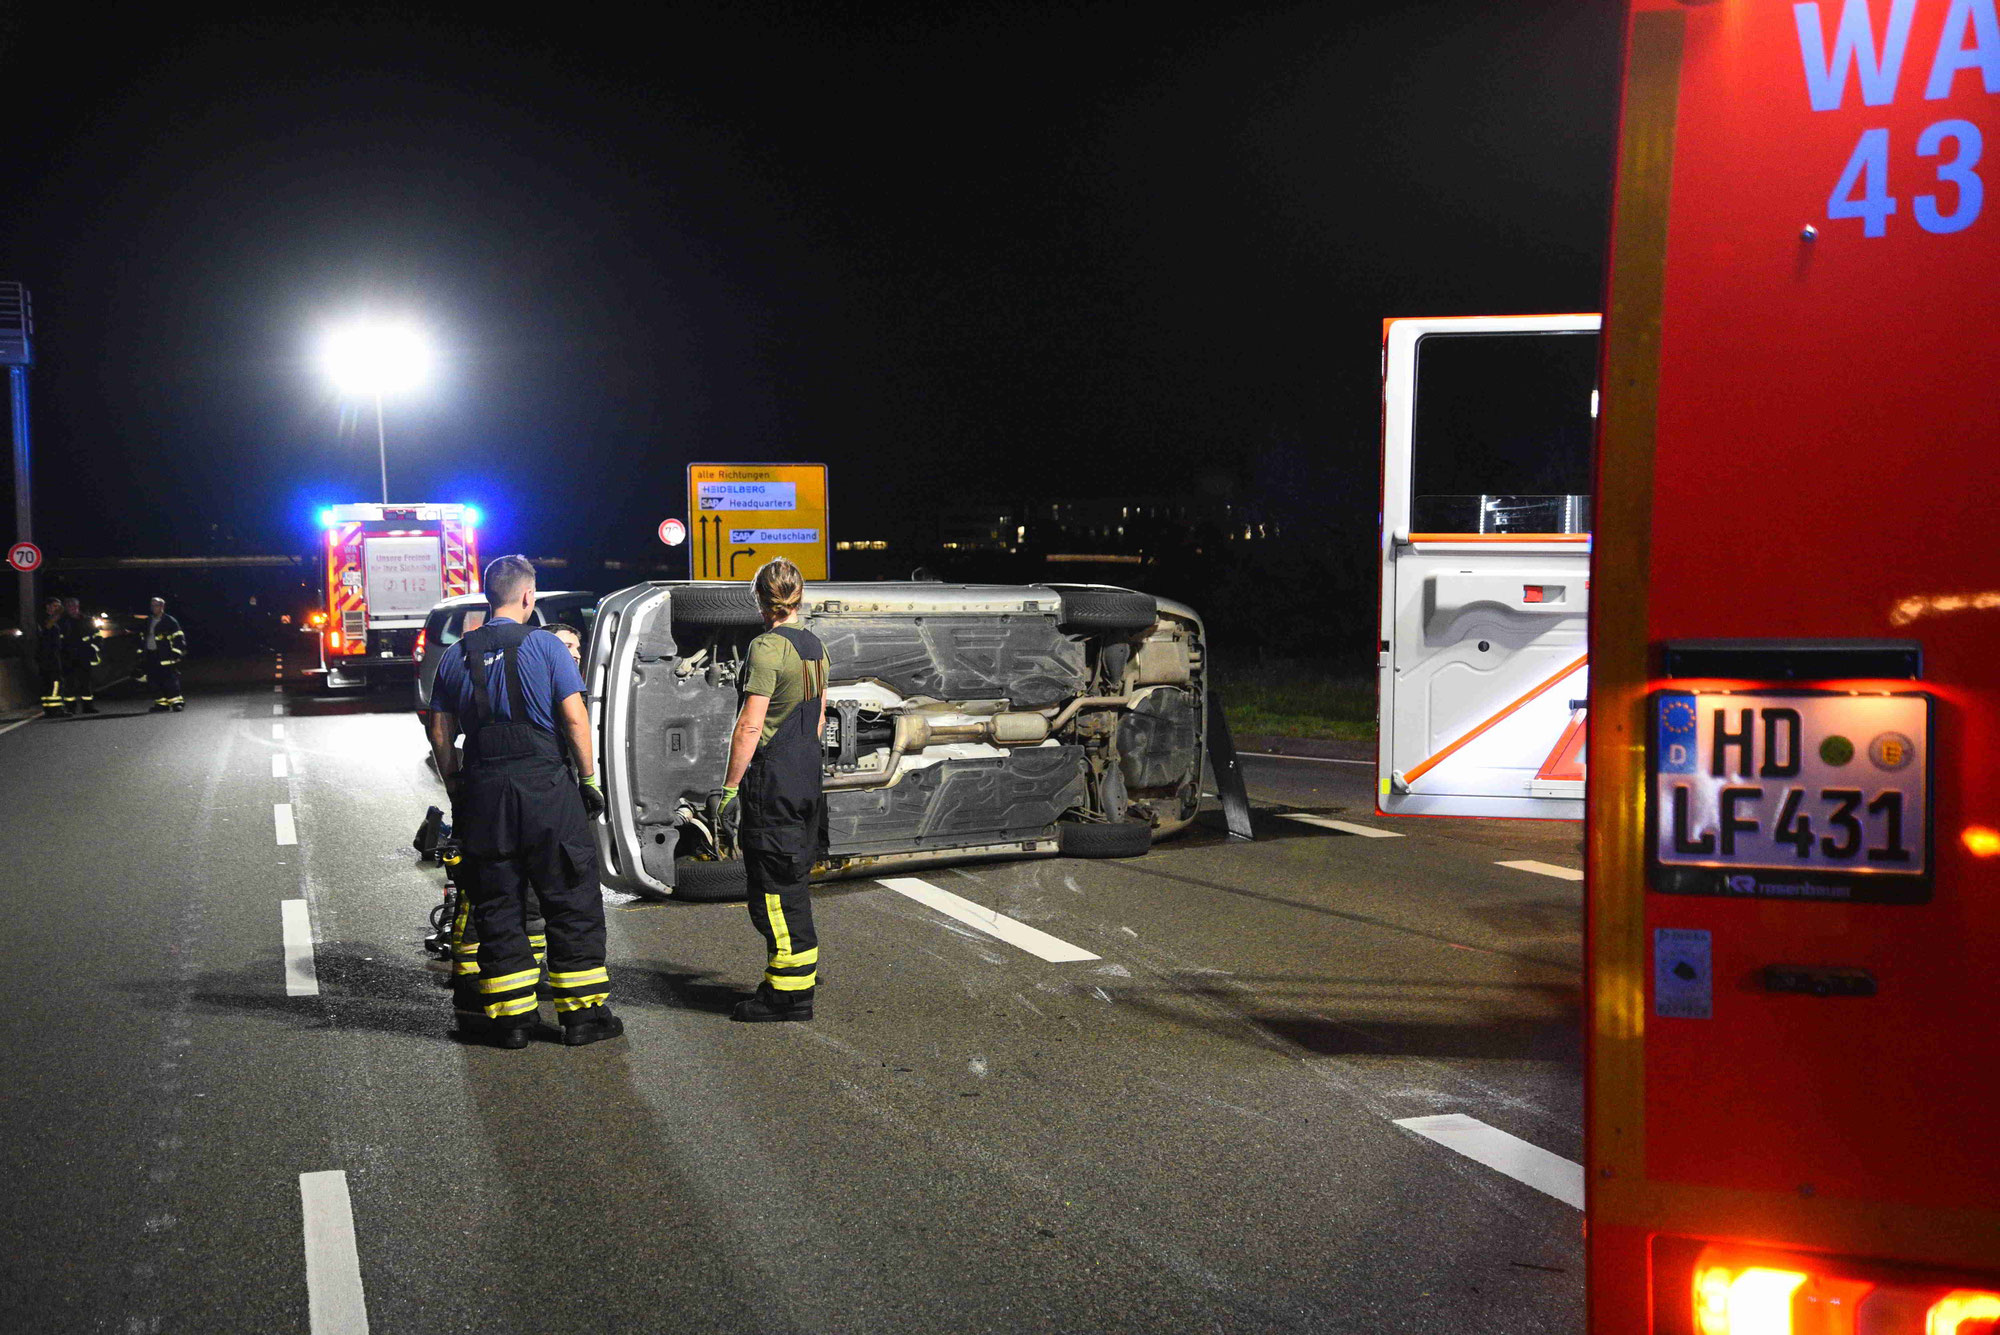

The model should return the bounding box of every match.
[309,502,479,687]
[1586,2,1998,1330]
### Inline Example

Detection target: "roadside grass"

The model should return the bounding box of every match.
[1213,660,1376,742]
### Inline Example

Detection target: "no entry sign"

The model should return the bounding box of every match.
[7,541,40,573]
[658,518,687,547]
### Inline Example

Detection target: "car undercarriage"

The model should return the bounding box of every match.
[588,582,1209,898]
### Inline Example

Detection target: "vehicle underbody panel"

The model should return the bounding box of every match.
[588,581,1209,897]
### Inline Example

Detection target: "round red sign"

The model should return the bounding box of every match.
[658,518,687,547]
[7,541,41,573]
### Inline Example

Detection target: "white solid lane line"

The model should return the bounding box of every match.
[1394,1114,1585,1210]
[299,1170,370,1334]
[282,899,318,997]
[0,715,36,739]
[1496,859,1584,882]
[1237,750,1375,767]
[877,877,1100,963]
[1279,813,1405,838]
[273,753,289,779]
[275,803,298,846]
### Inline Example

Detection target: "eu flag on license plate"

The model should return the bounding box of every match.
[1656,693,1698,774]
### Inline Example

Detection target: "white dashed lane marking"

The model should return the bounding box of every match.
[282,900,318,996]
[1495,860,1584,882]
[272,753,289,779]
[273,702,285,716]
[1394,1114,1584,1209]
[274,803,298,846]
[273,723,285,739]
[299,1170,370,1333]
[877,877,1100,963]
[1279,813,1404,838]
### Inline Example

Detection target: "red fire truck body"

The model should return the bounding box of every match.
[1588,2,1999,1330]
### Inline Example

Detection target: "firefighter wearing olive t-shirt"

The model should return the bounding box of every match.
[717,558,829,1023]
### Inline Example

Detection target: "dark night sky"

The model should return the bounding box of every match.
[0,2,1623,565]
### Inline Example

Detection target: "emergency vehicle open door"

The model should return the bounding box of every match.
[1377,314,1599,819]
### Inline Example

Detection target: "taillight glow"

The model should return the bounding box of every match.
[1696,1265,1806,1335]
[413,628,427,661]
[1931,1291,2000,1334]
[1692,1247,2000,1335]
[330,630,342,650]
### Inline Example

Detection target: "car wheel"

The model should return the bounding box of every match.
[1057,818,1154,858]
[669,586,764,628]
[674,858,749,901]
[1057,589,1158,633]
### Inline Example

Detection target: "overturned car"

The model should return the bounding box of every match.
[586,581,1209,898]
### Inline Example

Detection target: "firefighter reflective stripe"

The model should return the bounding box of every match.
[529,933,547,965]
[767,895,795,958]
[451,896,480,976]
[762,893,818,991]
[477,965,541,1022]
[548,965,610,1013]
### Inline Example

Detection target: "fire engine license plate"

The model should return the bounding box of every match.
[1649,690,1931,904]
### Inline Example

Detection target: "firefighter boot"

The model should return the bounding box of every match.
[731,984,815,1023]
[455,1012,534,1049]
[559,1006,625,1047]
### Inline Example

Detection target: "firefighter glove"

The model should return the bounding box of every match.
[709,785,740,853]
[579,772,607,819]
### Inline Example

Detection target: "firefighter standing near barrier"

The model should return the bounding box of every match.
[61,597,100,715]
[142,596,187,713]
[426,554,620,1049]
[35,598,66,718]
[717,558,829,1023]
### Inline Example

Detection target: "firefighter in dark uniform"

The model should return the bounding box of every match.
[142,596,188,712]
[35,598,66,718]
[426,554,621,1049]
[61,597,100,714]
[718,557,829,1022]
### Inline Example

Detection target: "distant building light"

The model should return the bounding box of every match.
[1047,553,1143,565]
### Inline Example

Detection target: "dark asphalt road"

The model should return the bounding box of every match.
[2,657,1587,1334]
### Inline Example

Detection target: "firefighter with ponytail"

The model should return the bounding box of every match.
[717,558,830,1022]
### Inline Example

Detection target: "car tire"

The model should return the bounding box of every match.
[669,586,764,628]
[673,858,750,901]
[1057,589,1158,633]
[1058,818,1154,858]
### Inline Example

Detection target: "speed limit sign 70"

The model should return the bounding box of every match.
[7,541,41,573]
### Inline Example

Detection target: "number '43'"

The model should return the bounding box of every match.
[1830,121,1985,236]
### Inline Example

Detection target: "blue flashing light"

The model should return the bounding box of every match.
[462,505,482,529]
[318,508,336,528]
